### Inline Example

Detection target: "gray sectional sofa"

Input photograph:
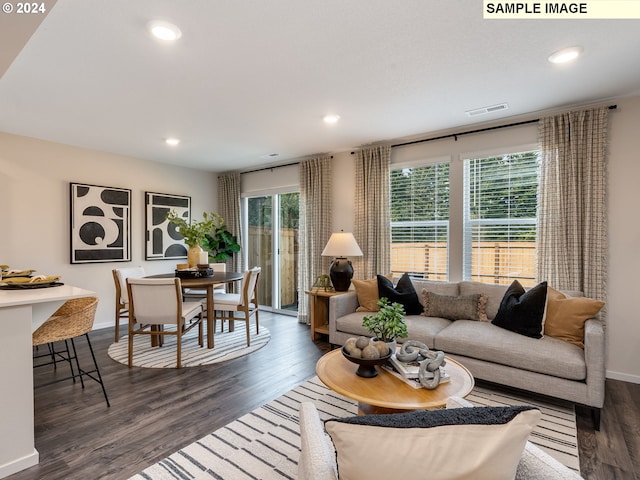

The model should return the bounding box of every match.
[328,278,605,428]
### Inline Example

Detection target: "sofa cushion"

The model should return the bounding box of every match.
[404,315,451,348]
[434,320,587,380]
[492,280,548,339]
[421,290,488,321]
[545,287,605,348]
[377,273,422,315]
[459,281,509,320]
[352,277,380,312]
[334,312,371,338]
[325,406,540,480]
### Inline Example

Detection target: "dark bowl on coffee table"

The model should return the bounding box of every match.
[341,346,393,378]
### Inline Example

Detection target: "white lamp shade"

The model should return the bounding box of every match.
[321,232,363,257]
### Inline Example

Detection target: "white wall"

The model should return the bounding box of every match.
[0,133,218,330]
[605,96,640,383]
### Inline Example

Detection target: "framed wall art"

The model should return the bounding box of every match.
[145,192,191,260]
[70,183,131,263]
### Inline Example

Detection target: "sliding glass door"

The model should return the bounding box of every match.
[246,192,299,314]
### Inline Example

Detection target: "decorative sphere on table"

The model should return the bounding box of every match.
[342,337,392,378]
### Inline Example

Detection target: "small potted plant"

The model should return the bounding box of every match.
[202,219,240,262]
[166,211,239,267]
[362,297,408,352]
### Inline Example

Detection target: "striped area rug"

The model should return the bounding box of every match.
[130,376,579,479]
[107,324,270,368]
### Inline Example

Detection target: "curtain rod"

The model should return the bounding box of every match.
[238,154,337,176]
[390,104,617,149]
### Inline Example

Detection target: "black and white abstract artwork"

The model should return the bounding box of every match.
[145,192,190,260]
[70,183,131,263]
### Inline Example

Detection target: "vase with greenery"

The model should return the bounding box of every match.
[362,297,408,351]
[166,211,240,266]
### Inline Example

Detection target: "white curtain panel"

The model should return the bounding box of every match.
[298,156,333,324]
[217,172,244,274]
[353,145,391,280]
[537,106,609,311]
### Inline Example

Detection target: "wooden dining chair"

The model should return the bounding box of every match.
[112,266,146,342]
[32,296,110,407]
[210,267,261,346]
[126,277,204,369]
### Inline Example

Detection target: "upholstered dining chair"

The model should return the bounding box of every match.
[126,277,204,369]
[182,262,227,301]
[112,266,146,342]
[210,267,261,346]
[32,296,110,407]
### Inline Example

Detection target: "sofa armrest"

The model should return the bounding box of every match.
[298,402,338,480]
[584,318,606,408]
[328,292,359,342]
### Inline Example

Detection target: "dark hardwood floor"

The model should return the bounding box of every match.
[7,312,639,480]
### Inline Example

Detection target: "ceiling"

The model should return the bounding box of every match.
[1,1,639,172]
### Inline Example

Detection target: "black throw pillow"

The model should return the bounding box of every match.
[492,280,548,338]
[377,273,422,315]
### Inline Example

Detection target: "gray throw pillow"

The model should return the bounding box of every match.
[422,290,488,321]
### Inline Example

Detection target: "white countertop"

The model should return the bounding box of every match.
[0,284,96,308]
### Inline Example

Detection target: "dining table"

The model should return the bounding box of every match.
[146,271,243,348]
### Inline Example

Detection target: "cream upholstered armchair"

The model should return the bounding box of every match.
[298,398,583,480]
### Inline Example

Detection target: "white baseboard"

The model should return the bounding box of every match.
[0,449,39,478]
[606,370,640,384]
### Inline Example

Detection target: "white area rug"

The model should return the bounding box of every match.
[129,376,579,479]
[107,324,270,368]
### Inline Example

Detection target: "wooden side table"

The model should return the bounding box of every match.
[305,289,346,341]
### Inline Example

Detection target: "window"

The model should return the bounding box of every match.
[463,151,539,286]
[390,163,450,280]
[390,148,539,286]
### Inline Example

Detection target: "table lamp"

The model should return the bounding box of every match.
[321,232,363,291]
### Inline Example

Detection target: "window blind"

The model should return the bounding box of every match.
[390,163,450,280]
[463,151,539,286]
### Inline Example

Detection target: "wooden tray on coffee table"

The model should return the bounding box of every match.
[316,348,474,415]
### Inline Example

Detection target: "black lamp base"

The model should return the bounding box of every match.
[329,257,353,292]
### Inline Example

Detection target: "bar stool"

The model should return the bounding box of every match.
[32,296,110,407]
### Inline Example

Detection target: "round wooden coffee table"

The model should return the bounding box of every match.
[316,348,474,415]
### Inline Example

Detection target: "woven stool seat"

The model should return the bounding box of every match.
[33,296,110,407]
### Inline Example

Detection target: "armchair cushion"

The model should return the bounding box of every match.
[324,405,540,480]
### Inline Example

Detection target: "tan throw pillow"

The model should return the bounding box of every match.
[353,274,393,312]
[544,287,605,348]
[422,289,488,321]
[325,406,540,480]
[353,278,381,312]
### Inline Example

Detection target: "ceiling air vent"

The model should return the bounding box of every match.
[465,103,509,117]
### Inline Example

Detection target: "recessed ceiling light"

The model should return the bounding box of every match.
[548,46,583,64]
[323,114,340,124]
[165,138,180,146]
[148,21,182,41]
